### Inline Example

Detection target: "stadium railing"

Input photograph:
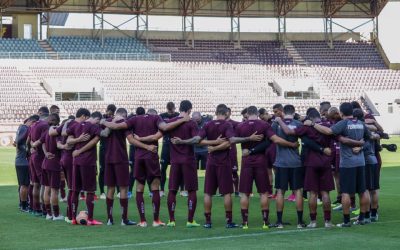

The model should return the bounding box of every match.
[0,52,171,62]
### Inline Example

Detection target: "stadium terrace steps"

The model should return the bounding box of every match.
[38,40,57,60]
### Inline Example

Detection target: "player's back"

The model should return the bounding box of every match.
[30,120,49,156]
[236,119,270,150]
[273,118,302,168]
[168,117,198,164]
[105,118,129,163]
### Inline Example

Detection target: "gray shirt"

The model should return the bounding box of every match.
[273,119,302,168]
[15,124,29,166]
[364,140,378,165]
[331,118,370,168]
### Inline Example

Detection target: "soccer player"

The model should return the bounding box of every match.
[101,110,190,227]
[192,112,208,170]
[15,116,38,212]
[50,105,60,115]
[159,102,180,197]
[227,107,240,197]
[271,104,306,228]
[171,104,239,229]
[29,106,50,216]
[41,113,64,221]
[103,108,138,226]
[241,108,248,121]
[162,100,200,227]
[67,110,103,225]
[275,108,335,228]
[99,104,116,200]
[233,106,299,229]
[306,102,372,227]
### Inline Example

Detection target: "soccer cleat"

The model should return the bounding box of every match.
[71,219,78,225]
[297,223,307,229]
[60,197,68,203]
[351,215,359,221]
[325,221,334,228]
[180,191,188,197]
[137,221,148,228]
[241,223,249,230]
[262,223,269,230]
[352,208,360,215]
[226,222,239,229]
[307,221,317,228]
[270,223,284,229]
[287,194,296,202]
[332,199,341,206]
[333,204,343,211]
[121,220,136,226]
[371,214,379,222]
[20,207,30,213]
[93,194,99,201]
[336,222,351,228]
[353,220,365,226]
[65,217,72,224]
[53,215,65,221]
[203,223,212,229]
[79,194,86,200]
[364,218,371,224]
[167,220,176,227]
[107,219,114,226]
[127,191,133,199]
[87,219,103,226]
[152,220,166,227]
[46,214,53,220]
[99,193,106,200]
[186,221,201,228]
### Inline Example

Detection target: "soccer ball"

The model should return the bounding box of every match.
[76,211,88,225]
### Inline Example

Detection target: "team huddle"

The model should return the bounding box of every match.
[14,100,392,229]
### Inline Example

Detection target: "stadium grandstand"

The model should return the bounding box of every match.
[0,0,400,146]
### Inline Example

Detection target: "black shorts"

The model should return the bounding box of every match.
[16,165,30,186]
[275,167,304,191]
[160,143,170,165]
[339,166,366,194]
[365,164,380,191]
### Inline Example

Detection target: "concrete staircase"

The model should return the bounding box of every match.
[38,40,58,59]
[283,41,308,66]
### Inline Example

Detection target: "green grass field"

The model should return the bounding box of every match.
[0,137,400,250]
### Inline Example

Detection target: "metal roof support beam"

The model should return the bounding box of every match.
[278,15,286,44]
[331,18,373,41]
[372,16,378,41]
[323,0,348,17]
[182,14,194,47]
[370,0,389,17]
[324,17,333,49]
[275,0,300,16]
[230,15,240,48]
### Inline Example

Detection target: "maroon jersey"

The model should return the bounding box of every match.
[41,128,61,171]
[125,114,162,160]
[56,120,78,166]
[235,119,275,166]
[227,119,240,168]
[167,116,198,164]
[67,121,101,166]
[294,121,333,168]
[104,118,130,164]
[30,120,49,157]
[198,119,234,165]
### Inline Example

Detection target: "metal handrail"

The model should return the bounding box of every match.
[0,52,171,62]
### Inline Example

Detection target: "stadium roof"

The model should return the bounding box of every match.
[0,0,391,18]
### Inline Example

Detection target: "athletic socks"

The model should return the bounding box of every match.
[71,191,79,219]
[358,212,366,222]
[45,204,51,216]
[226,211,233,224]
[297,210,304,224]
[21,201,28,210]
[277,211,283,224]
[120,198,128,221]
[42,203,47,215]
[52,205,60,217]
[241,209,248,224]
[324,210,331,221]
[204,212,211,224]
[152,190,160,221]
[60,180,66,199]
[310,212,317,221]
[136,192,146,222]
[371,208,378,217]
[262,209,269,224]
[86,193,95,220]
[106,197,114,222]
[344,214,350,224]
[167,191,177,222]
[365,211,371,219]
[187,191,197,223]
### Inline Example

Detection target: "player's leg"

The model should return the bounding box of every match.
[254,165,271,228]
[105,162,116,225]
[238,166,252,228]
[219,164,236,229]
[147,158,164,227]
[304,167,317,227]
[166,163,180,226]
[134,159,147,226]
[98,150,106,199]
[370,164,380,221]
[16,165,29,212]
[82,165,101,225]
[160,144,169,193]
[116,162,135,226]
[274,167,288,228]
[50,170,62,220]
[60,171,66,202]
[308,191,318,226]
[355,166,369,225]
[320,166,334,227]
[338,168,354,227]
[44,185,52,219]
[184,162,199,227]
[71,164,81,224]
[203,160,216,228]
